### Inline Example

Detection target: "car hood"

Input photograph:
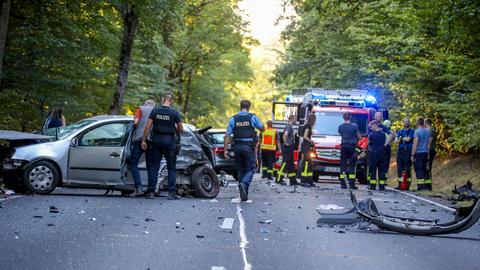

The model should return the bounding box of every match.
[0,130,52,141]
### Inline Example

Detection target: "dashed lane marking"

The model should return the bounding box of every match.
[387,187,456,212]
[220,218,235,230]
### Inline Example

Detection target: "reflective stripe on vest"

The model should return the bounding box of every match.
[261,128,277,150]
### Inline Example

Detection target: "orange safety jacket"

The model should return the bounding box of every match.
[261,127,277,151]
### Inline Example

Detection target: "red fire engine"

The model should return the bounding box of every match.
[272,88,385,184]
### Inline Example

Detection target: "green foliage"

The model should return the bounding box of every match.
[277,0,480,153]
[0,0,253,131]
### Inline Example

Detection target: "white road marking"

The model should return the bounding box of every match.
[387,187,456,212]
[231,198,253,203]
[0,195,21,202]
[212,267,226,270]
[236,203,252,270]
[221,218,235,229]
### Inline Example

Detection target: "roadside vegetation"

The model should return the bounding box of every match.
[277,0,480,154]
[0,0,264,130]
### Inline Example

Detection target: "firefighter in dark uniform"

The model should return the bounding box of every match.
[258,120,281,180]
[277,114,297,186]
[338,112,361,189]
[368,120,388,190]
[425,118,436,188]
[396,117,415,189]
[142,91,184,200]
[299,114,316,187]
[224,100,264,201]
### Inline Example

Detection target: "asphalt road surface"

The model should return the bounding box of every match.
[1,175,479,270]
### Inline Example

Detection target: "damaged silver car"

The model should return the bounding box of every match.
[1,115,221,198]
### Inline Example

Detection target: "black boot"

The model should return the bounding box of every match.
[238,183,248,201]
[340,178,348,189]
[289,177,297,186]
[348,179,358,190]
[379,185,385,191]
[369,185,376,190]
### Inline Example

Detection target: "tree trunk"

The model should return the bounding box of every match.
[0,0,11,83]
[109,3,138,115]
[182,69,194,116]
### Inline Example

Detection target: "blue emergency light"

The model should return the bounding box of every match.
[365,95,377,108]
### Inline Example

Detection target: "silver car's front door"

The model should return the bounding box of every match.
[68,122,130,186]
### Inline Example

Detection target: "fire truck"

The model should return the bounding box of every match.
[272,88,385,184]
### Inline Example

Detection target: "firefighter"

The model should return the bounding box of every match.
[299,114,316,187]
[396,117,415,189]
[338,112,361,189]
[425,118,436,189]
[277,114,297,185]
[258,121,280,180]
[368,120,388,190]
[224,100,265,201]
[412,118,432,191]
[141,91,184,200]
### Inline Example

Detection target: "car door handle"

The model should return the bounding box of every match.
[110,152,120,157]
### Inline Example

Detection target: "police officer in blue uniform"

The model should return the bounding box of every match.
[142,91,183,200]
[224,100,264,201]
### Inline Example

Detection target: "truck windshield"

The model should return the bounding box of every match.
[313,112,368,136]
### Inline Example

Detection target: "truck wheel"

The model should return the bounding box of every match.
[192,165,220,198]
[356,169,368,185]
[23,160,59,195]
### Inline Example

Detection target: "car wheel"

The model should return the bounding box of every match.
[192,165,220,198]
[23,160,59,195]
[356,169,368,185]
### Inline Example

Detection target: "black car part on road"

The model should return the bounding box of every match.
[317,191,480,236]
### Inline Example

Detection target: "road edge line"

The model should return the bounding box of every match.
[387,187,456,212]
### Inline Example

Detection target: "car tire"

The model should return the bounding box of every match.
[23,160,60,195]
[356,169,368,185]
[192,165,220,198]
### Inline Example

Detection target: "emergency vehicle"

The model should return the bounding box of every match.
[272,88,384,184]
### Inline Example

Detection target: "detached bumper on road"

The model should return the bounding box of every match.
[318,192,480,236]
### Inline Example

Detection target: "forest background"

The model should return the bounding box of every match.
[0,0,479,155]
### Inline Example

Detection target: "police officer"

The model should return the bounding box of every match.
[412,118,432,191]
[338,112,361,189]
[277,114,297,186]
[368,120,387,190]
[258,120,280,180]
[224,100,264,201]
[396,117,415,189]
[129,99,155,197]
[142,91,183,200]
[425,118,436,189]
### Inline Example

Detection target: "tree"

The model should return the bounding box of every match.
[0,0,11,82]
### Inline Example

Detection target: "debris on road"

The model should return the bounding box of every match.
[452,181,478,201]
[49,206,60,213]
[145,218,155,222]
[317,191,480,236]
[33,215,43,218]
[260,229,269,233]
[258,219,272,224]
[89,218,96,221]
[175,222,181,229]
[196,235,205,238]
[316,204,345,211]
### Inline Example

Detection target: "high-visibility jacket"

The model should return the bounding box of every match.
[261,127,277,151]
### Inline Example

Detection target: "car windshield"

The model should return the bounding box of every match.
[313,112,368,136]
[208,133,225,144]
[43,119,97,140]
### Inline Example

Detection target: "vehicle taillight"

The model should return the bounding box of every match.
[214,147,225,155]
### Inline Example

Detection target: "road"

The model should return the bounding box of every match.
[1,175,479,270]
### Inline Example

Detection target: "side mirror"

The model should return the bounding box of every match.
[70,137,78,147]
